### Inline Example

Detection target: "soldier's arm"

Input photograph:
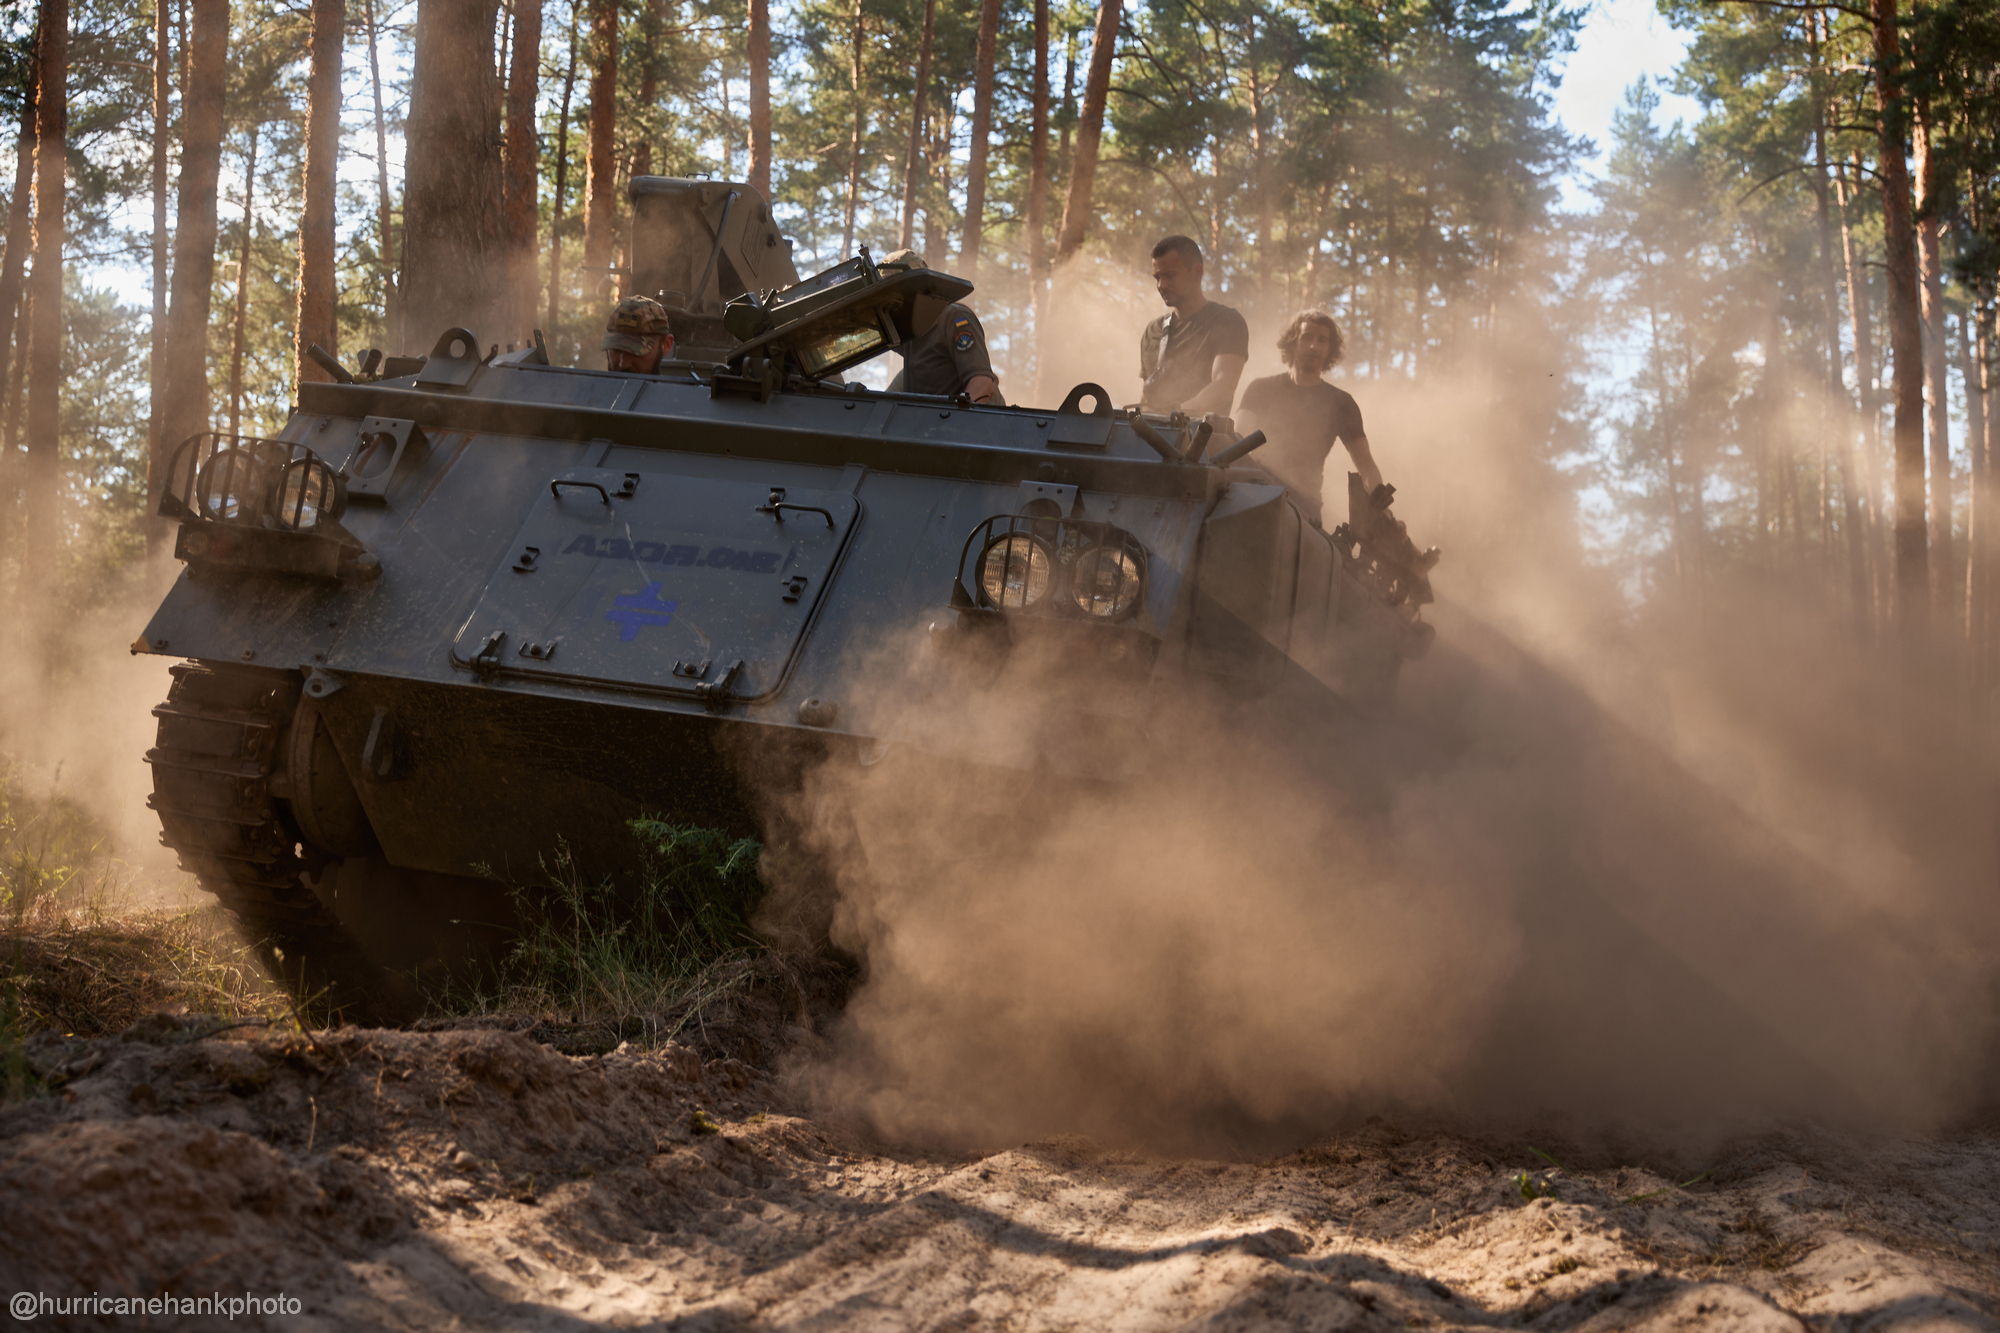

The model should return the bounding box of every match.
[946,308,1000,404]
[1181,354,1247,417]
[1343,432,1384,493]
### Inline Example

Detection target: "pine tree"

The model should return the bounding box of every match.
[16,0,62,601]
[400,0,508,348]
[292,0,343,386]
[153,0,226,559]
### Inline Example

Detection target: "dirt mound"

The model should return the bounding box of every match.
[3,1017,1996,1330]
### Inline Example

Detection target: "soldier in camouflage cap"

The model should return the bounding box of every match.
[602,295,677,373]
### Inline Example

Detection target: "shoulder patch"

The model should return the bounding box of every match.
[952,324,977,353]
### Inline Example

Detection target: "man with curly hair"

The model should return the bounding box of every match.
[1234,309,1381,525]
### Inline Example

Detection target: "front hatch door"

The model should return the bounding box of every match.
[449,469,859,704]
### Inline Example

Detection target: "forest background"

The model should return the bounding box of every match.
[0,0,1996,880]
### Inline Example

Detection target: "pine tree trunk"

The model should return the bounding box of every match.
[1983,293,2000,683]
[0,48,35,574]
[1837,159,1887,630]
[1246,14,1267,266]
[401,0,508,349]
[958,0,1002,276]
[17,0,64,601]
[898,0,934,250]
[548,12,579,338]
[147,0,168,496]
[748,0,771,198]
[841,2,863,258]
[293,0,343,386]
[0,99,36,441]
[1058,31,1075,169]
[1913,103,1952,626]
[1870,0,1928,658]
[1027,0,1049,397]
[581,0,618,278]
[365,0,397,335]
[921,88,951,261]
[1055,0,1120,263]
[631,0,661,178]
[227,119,258,438]
[1964,305,1991,679]
[155,0,225,509]
[1809,8,1855,606]
[3,300,26,460]
[502,0,541,336]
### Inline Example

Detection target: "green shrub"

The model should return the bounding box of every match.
[627,818,765,956]
[449,820,768,1042]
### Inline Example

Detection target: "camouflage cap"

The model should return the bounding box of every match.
[878,248,927,271]
[602,295,671,354]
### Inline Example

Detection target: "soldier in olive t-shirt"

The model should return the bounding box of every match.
[1140,301,1251,414]
[1234,310,1383,526]
[1138,235,1249,415]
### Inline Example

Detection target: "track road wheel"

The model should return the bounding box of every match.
[146,661,420,1026]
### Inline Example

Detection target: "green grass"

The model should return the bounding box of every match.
[0,782,786,1087]
[4,756,279,1101]
[435,818,771,1046]
[1,758,120,916]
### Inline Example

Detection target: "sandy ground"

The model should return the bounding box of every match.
[2,1019,1995,1331]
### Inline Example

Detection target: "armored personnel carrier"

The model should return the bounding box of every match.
[138,178,1437,1021]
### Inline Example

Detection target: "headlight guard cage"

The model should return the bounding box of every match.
[157,431,365,582]
[159,431,347,532]
[951,513,1149,622]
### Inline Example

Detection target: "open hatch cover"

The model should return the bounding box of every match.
[449,469,859,705]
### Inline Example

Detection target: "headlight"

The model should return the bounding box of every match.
[275,458,346,529]
[978,533,1052,608]
[1071,544,1144,619]
[193,447,275,523]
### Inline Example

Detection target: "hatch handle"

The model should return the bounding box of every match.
[755,488,835,527]
[550,479,611,505]
[695,659,745,712]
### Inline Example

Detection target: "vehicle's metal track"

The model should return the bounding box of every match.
[145,661,416,1025]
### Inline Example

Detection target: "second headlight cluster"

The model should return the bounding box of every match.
[972,518,1147,621]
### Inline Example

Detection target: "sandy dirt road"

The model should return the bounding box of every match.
[2,1020,1995,1331]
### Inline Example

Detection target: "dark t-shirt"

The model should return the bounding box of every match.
[1139,301,1249,413]
[1236,374,1365,520]
[895,302,995,396]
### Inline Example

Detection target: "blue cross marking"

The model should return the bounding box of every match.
[604,582,679,641]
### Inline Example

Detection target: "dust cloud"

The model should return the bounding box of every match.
[0,564,188,902]
[772,295,2000,1157]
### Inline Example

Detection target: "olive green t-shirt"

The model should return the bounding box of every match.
[1138,301,1249,413]
[894,303,995,397]
[1237,374,1365,522]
